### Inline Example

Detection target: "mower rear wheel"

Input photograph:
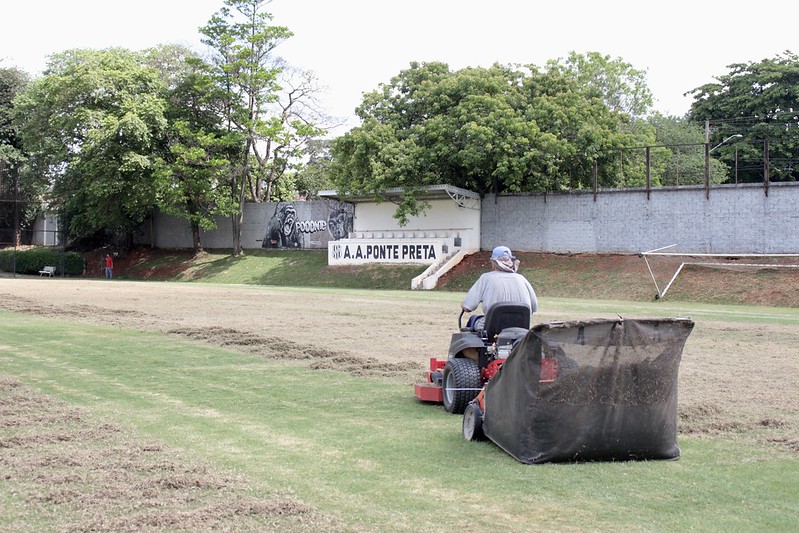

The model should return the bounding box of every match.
[442,358,481,414]
[462,402,485,441]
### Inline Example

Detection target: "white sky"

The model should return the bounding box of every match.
[2,0,797,136]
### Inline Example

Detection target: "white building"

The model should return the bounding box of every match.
[31,213,60,246]
[318,184,481,289]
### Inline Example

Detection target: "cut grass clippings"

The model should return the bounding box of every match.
[1,310,798,531]
[0,376,339,532]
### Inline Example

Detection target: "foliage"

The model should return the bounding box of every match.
[330,59,656,223]
[293,137,334,198]
[14,48,169,246]
[648,113,729,185]
[550,51,653,119]
[0,247,84,275]
[8,2,327,254]
[0,67,29,165]
[199,0,326,255]
[154,122,240,252]
[688,51,799,183]
[148,45,242,253]
[0,67,44,244]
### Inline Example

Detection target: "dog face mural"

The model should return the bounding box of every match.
[263,202,301,248]
[327,202,354,241]
[261,200,354,249]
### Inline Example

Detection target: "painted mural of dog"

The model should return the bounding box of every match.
[327,202,354,241]
[263,202,301,248]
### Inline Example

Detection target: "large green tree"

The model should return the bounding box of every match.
[199,0,325,255]
[0,67,28,167]
[688,51,799,183]
[147,45,242,254]
[15,48,168,246]
[331,60,655,223]
[0,66,34,245]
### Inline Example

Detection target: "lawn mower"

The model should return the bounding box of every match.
[414,302,553,414]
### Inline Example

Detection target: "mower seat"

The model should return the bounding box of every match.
[481,303,531,340]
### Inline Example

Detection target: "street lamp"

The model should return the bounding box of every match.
[710,134,743,153]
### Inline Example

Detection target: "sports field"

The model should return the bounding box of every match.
[2,278,798,530]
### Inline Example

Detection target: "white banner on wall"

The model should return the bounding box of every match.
[328,239,444,265]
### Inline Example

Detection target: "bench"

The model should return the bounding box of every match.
[39,266,56,277]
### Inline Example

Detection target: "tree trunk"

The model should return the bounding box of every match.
[230,211,240,256]
[186,199,203,255]
[191,220,203,255]
[231,142,250,257]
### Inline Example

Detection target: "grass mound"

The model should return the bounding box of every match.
[103,246,799,307]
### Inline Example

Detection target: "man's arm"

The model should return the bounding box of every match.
[526,279,538,313]
[461,276,483,312]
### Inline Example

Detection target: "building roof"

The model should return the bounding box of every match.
[318,184,480,209]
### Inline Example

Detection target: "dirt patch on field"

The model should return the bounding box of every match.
[0,286,430,381]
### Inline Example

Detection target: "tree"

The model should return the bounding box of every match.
[199,0,325,256]
[15,48,168,247]
[648,113,729,185]
[293,137,334,198]
[0,67,28,167]
[688,51,799,183]
[147,45,242,254]
[330,60,653,223]
[0,66,34,246]
[551,51,653,119]
[155,121,240,253]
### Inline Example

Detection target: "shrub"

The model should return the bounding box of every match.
[0,248,85,276]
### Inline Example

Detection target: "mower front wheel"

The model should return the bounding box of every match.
[462,401,485,441]
[442,358,481,414]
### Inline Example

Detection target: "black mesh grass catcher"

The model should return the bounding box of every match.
[482,318,695,464]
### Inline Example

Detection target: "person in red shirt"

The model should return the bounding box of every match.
[104,254,114,279]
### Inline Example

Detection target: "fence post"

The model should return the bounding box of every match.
[764,139,770,196]
[593,160,598,202]
[704,142,710,199]
[645,146,651,200]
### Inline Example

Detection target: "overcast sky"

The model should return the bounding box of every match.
[2,0,796,135]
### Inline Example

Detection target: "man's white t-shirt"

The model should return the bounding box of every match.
[462,270,538,314]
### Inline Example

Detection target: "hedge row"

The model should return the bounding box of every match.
[0,248,85,276]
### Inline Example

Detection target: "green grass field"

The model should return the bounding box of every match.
[2,289,798,531]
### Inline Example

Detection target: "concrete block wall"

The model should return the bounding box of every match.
[136,200,353,250]
[139,182,799,255]
[481,182,799,254]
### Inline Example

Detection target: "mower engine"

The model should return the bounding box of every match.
[491,327,528,360]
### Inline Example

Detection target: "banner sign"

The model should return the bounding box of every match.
[328,239,443,265]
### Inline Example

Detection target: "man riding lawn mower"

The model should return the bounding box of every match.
[414,247,696,463]
[414,245,539,414]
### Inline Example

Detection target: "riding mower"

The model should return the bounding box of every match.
[414,302,546,414]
